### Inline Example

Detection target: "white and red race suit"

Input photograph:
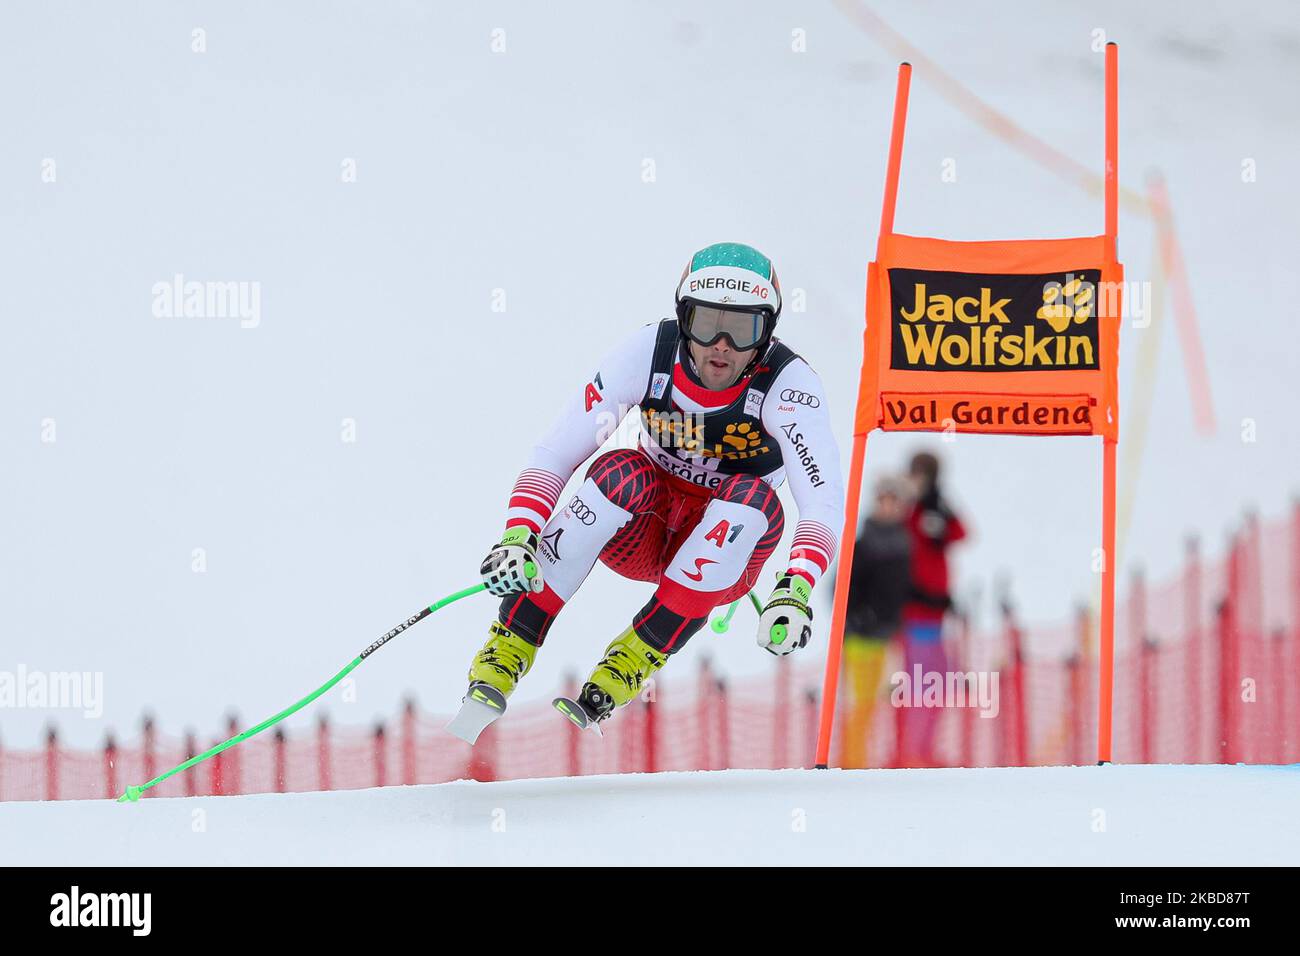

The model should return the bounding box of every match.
[497,319,845,654]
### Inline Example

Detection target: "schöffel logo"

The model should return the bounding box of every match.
[889,268,1102,371]
[779,422,825,487]
[541,528,563,561]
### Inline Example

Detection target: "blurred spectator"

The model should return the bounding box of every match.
[899,450,968,768]
[837,475,912,769]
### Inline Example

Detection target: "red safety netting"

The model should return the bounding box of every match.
[3,507,1296,802]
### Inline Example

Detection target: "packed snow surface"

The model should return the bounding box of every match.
[4,764,1296,865]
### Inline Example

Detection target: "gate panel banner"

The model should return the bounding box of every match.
[856,234,1122,440]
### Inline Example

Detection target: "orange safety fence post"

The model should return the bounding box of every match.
[225,714,241,795]
[401,697,417,786]
[1007,608,1028,766]
[1291,500,1300,762]
[183,730,198,797]
[142,714,156,796]
[716,678,731,769]
[103,734,118,801]
[274,728,287,793]
[1070,605,1089,765]
[1185,536,1203,762]
[1218,534,1240,762]
[317,714,332,791]
[644,680,659,775]
[45,727,58,801]
[210,737,223,796]
[1132,569,1151,763]
[958,613,974,767]
[373,722,387,788]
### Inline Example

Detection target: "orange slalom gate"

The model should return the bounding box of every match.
[817,46,1124,767]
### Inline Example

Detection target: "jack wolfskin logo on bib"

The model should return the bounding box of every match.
[889,268,1101,371]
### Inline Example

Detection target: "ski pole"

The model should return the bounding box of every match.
[709,590,763,634]
[117,581,487,803]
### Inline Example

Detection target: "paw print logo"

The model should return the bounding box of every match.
[722,421,763,452]
[702,422,768,460]
[1037,276,1094,333]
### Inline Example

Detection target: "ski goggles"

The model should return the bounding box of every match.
[681,304,771,351]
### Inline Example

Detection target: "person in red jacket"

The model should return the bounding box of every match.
[898,450,967,768]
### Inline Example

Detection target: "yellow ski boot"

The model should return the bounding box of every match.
[553,627,667,732]
[467,621,538,696]
[446,621,539,744]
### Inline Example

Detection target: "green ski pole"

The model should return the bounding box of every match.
[708,590,764,634]
[117,581,488,803]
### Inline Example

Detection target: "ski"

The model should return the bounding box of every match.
[552,696,604,737]
[445,683,508,744]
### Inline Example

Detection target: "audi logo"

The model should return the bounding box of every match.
[566,496,597,525]
[780,389,820,407]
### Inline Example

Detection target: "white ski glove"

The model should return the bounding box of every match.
[757,574,813,656]
[479,527,545,596]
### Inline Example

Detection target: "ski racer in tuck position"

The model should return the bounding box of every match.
[447,242,845,742]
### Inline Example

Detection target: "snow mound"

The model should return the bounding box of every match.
[4,764,1296,866]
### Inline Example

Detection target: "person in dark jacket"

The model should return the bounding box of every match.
[837,475,912,768]
[899,450,967,768]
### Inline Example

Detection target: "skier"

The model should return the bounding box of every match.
[447,242,845,742]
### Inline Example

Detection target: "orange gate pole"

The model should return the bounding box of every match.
[814,62,911,768]
[1097,42,1119,764]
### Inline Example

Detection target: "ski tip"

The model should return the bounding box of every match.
[552,696,588,728]
[468,683,508,711]
[552,697,603,737]
[445,683,509,745]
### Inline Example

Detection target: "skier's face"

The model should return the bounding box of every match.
[688,338,755,390]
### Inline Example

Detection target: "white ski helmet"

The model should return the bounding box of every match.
[675,242,782,352]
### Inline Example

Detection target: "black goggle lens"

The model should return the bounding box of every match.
[685,305,766,350]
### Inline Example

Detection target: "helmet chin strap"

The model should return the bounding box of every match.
[737,337,772,381]
[733,313,777,382]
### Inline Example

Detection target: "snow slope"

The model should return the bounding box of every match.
[4,764,1297,866]
[1,1,1298,748]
